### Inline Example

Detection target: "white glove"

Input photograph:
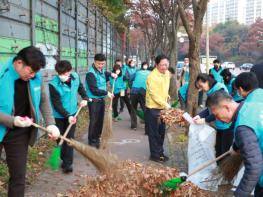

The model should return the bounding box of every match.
[80,100,87,107]
[14,116,32,127]
[193,115,205,125]
[165,103,171,109]
[68,116,77,124]
[111,73,118,79]
[46,125,60,140]
[107,92,114,98]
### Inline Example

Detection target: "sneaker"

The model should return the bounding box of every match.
[131,127,137,130]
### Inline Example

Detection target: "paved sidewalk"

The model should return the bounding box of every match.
[25,110,157,197]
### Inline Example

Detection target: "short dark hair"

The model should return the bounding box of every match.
[220,69,232,78]
[115,59,121,63]
[195,73,216,89]
[235,72,259,91]
[112,64,122,75]
[141,61,148,69]
[55,60,72,74]
[206,91,233,108]
[213,59,220,64]
[125,57,131,63]
[94,53,106,61]
[168,66,175,74]
[13,46,46,71]
[128,59,133,65]
[155,54,169,65]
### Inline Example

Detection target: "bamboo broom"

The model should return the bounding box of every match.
[215,153,243,182]
[32,123,118,173]
[100,79,115,150]
[47,106,83,170]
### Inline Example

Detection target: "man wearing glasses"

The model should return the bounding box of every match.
[145,54,171,163]
[0,46,59,197]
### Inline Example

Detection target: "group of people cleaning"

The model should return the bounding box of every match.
[178,58,263,196]
[0,46,167,197]
[0,46,262,197]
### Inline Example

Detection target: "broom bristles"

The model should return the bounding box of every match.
[69,139,118,173]
[100,107,113,150]
[214,154,243,182]
[47,146,61,170]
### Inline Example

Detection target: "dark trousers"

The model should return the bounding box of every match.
[113,93,121,118]
[215,129,233,162]
[115,93,136,128]
[120,96,125,111]
[130,93,146,128]
[1,128,30,197]
[198,91,204,106]
[178,93,186,110]
[255,183,263,197]
[88,100,105,145]
[145,108,166,158]
[55,118,76,168]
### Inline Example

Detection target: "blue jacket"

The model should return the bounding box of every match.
[178,83,189,102]
[126,66,137,87]
[234,102,263,192]
[0,58,42,141]
[225,78,243,102]
[207,82,232,130]
[86,65,107,99]
[132,70,150,90]
[110,75,125,94]
[49,72,80,118]
[210,67,224,83]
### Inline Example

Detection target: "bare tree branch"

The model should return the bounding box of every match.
[177,0,194,40]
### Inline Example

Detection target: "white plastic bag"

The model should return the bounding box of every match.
[185,113,218,191]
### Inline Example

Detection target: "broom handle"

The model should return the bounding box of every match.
[31,122,71,144]
[188,150,231,178]
[58,105,83,146]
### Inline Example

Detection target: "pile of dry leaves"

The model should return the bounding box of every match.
[160,108,185,127]
[67,161,213,197]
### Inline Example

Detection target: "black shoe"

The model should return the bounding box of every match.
[131,127,137,130]
[119,109,124,113]
[88,142,100,149]
[149,156,168,163]
[161,154,169,162]
[63,166,73,174]
[61,164,73,174]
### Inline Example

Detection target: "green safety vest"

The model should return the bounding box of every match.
[0,58,42,141]
[49,72,80,118]
[234,102,263,186]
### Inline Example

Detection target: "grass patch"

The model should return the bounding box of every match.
[177,134,188,143]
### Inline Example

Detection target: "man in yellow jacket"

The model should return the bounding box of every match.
[145,54,171,163]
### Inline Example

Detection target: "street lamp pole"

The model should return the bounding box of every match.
[206,2,210,74]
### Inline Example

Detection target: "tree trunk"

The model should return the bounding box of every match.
[169,44,178,101]
[186,38,201,116]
